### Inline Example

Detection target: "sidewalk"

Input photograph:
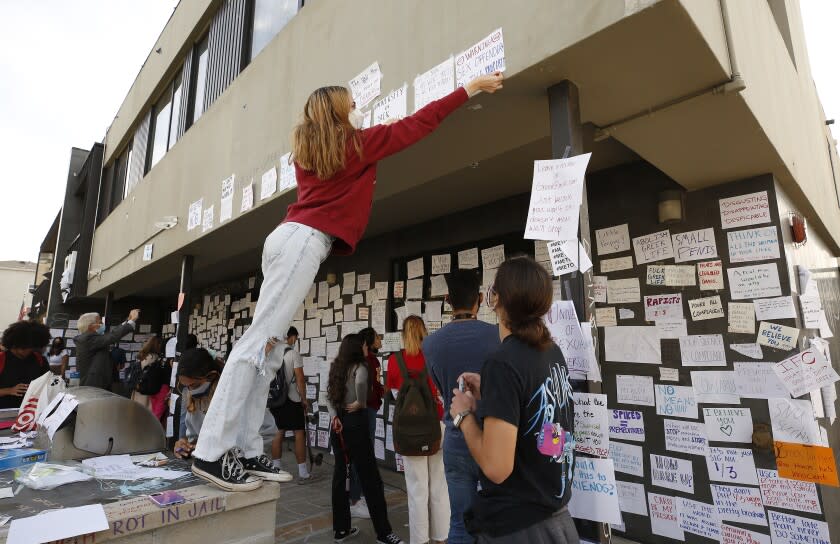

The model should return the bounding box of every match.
[274,459,410,543]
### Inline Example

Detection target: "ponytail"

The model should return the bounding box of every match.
[494,257,554,351]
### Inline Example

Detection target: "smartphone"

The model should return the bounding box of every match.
[458,377,466,393]
[149,491,186,507]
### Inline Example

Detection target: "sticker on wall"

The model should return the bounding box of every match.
[753,296,796,321]
[187,198,203,231]
[730,343,763,359]
[457,248,479,269]
[593,276,607,303]
[616,480,648,517]
[672,228,718,263]
[202,205,214,233]
[595,307,617,327]
[260,166,277,200]
[721,524,770,544]
[768,511,830,544]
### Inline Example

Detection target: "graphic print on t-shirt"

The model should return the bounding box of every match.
[526,361,575,498]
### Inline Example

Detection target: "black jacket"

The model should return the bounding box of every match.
[74,322,135,390]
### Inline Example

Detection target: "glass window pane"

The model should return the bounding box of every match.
[122,146,133,199]
[149,90,172,170]
[251,0,298,61]
[169,71,183,149]
[192,37,209,125]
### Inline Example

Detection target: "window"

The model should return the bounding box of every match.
[249,0,299,61]
[147,87,173,172]
[116,144,131,204]
[169,71,183,149]
[189,35,209,127]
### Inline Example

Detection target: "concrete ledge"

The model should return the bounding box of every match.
[1,483,281,544]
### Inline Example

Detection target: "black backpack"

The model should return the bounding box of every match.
[137,359,168,395]
[267,347,293,408]
[392,351,441,456]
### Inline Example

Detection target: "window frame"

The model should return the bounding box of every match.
[186,34,210,130]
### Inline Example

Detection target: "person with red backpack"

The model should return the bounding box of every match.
[387,316,449,544]
[0,321,51,409]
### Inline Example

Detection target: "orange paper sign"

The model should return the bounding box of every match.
[775,441,839,487]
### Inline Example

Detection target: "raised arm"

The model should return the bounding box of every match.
[361,72,503,164]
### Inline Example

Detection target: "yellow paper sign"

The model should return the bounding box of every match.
[775,441,839,487]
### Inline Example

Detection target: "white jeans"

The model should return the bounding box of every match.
[403,444,451,544]
[194,223,332,461]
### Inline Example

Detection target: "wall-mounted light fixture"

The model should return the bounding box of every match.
[788,211,808,246]
[658,190,684,224]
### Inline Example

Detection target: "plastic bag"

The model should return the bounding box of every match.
[16,462,92,490]
[13,372,66,432]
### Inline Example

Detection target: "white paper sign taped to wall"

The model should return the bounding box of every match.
[524,154,591,241]
[455,28,506,88]
[414,57,455,112]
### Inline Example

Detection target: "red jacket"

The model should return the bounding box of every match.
[386,350,444,420]
[284,87,469,255]
[366,352,384,411]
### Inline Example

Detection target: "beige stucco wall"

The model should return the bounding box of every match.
[0,265,34,328]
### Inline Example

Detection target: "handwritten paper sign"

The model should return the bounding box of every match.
[202,205,214,232]
[644,294,683,321]
[609,409,645,442]
[656,384,698,419]
[481,244,505,269]
[545,301,598,378]
[703,407,753,443]
[664,419,708,456]
[455,27,506,88]
[707,447,758,485]
[757,468,821,514]
[647,265,666,286]
[609,440,644,477]
[679,335,727,366]
[568,458,623,524]
[407,257,424,279]
[698,260,725,290]
[649,493,684,541]
[372,84,408,125]
[728,226,780,262]
[768,510,831,544]
[573,393,609,457]
[605,327,661,364]
[660,367,680,381]
[607,278,640,304]
[728,263,782,299]
[142,243,153,261]
[673,228,718,263]
[593,276,607,303]
[722,524,770,544]
[734,363,789,399]
[677,497,721,541]
[240,182,253,212]
[651,454,694,493]
[710,484,767,526]
[524,154,591,241]
[616,480,647,516]
[689,295,725,321]
[799,296,822,329]
[595,307,617,328]
[753,296,796,321]
[769,398,820,445]
[728,303,756,334]
[595,224,630,255]
[719,191,771,229]
[549,240,592,275]
[348,61,382,108]
[414,57,454,112]
[691,371,739,403]
[731,343,763,359]
[759,321,800,352]
[279,152,296,192]
[600,255,633,273]
[220,175,235,223]
[633,230,674,264]
[260,166,277,200]
[616,375,655,406]
[187,198,203,231]
[664,265,696,286]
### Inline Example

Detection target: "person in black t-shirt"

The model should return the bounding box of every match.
[450,257,578,543]
[0,321,51,409]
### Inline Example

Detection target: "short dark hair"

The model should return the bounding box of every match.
[179,348,222,378]
[287,326,299,338]
[445,269,481,310]
[185,334,199,350]
[2,321,51,350]
[358,327,377,348]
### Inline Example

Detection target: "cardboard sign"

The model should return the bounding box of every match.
[672,228,718,263]
[719,191,771,229]
[707,447,758,485]
[727,226,780,263]
[757,468,821,514]
[651,454,694,493]
[609,409,645,442]
[644,294,683,321]
[698,260,725,290]
[775,441,839,486]
[595,224,630,255]
[633,229,674,264]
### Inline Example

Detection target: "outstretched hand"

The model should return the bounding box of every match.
[465,71,504,97]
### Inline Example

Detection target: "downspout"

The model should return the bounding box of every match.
[593,0,746,141]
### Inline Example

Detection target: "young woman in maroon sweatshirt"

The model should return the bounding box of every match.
[192,72,504,496]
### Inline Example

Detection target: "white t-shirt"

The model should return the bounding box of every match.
[47,350,69,368]
[280,347,304,403]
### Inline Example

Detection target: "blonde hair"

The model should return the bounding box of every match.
[77,313,99,333]
[292,86,362,180]
[401,315,428,356]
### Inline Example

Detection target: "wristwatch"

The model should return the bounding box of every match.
[453,410,472,429]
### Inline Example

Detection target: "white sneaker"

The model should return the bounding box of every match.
[349,499,370,519]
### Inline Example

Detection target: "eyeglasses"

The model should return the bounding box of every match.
[485,285,498,310]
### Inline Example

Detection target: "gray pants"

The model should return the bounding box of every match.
[476,508,579,544]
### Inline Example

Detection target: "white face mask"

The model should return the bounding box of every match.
[348,109,366,130]
[189,381,211,396]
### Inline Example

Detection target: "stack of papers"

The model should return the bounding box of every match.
[0,437,31,450]
[82,455,189,480]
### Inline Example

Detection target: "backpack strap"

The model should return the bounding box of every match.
[395,351,427,381]
[0,351,5,375]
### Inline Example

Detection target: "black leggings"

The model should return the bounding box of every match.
[331,411,392,537]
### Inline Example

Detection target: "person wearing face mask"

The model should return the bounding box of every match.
[173,348,223,459]
[74,309,139,391]
[46,337,70,378]
[191,72,505,492]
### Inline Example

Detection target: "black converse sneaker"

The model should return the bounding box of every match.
[376,533,405,544]
[334,527,359,542]
[240,453,294,482]
[192,449,263,492]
